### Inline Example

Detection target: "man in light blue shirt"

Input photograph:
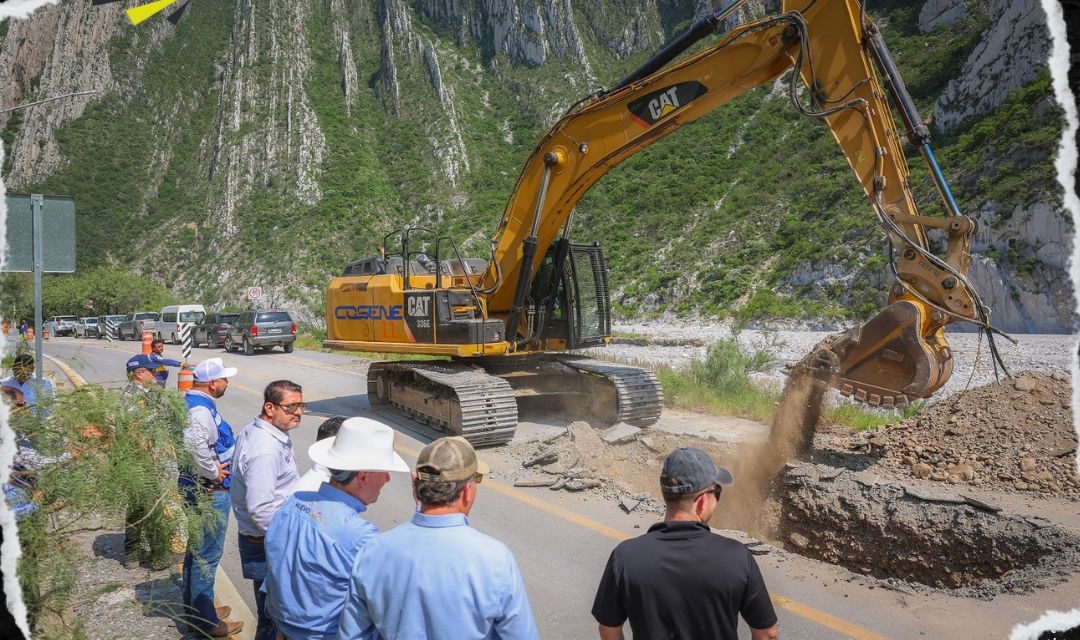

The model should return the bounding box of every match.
[336,436,540,640]
[1,354,54,409]
[264,416,409,640]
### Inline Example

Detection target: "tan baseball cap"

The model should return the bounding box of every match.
[415,436,491,482]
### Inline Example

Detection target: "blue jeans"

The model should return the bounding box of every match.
[181,488,230,633]
[238,533,275,640]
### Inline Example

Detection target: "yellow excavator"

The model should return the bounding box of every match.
[326,0,1005,446]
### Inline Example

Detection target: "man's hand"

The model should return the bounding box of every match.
[215,461,231,484]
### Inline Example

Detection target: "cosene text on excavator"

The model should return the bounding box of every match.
[325,0,1006,447]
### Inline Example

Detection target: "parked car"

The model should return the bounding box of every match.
[193,312,240,349]
[225,310,296,355]
[96,314,127,339]
[75,317,99,338]
[45,315,78,337]
[156,304,207,344]
[118,312,159,340]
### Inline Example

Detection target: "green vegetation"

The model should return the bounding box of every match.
[8,382,217,638]
[0,0,1063,324]
[0,267,176,322]
[654,335,921,431]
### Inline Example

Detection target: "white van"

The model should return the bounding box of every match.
[156,304,207,344]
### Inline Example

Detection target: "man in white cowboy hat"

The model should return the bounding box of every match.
[336,436,540,640]
[262,416,409,640]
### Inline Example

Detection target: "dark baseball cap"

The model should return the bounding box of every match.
[415,436,491,482]
[125,354,156,373]
[660,447,734,494]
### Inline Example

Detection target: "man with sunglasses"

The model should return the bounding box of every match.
[231,379,305,640]
[336,436,540,640]
[592,447,778,640]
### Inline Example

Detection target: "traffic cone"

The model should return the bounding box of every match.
[42,328,50,341]
[177,366,194,392]
[26,327,34,341]
[142,331,153,355]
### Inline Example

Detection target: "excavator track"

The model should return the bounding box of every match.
[552,356,664,426]
[368,362,518,447]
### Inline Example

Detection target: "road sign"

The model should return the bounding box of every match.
[85,300,93,309]
[2,194,76,272]
[247,286,263,300]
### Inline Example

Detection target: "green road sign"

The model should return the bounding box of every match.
[2,194,76,272]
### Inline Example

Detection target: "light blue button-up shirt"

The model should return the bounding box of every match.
[265,483,379,640]
[336,511,540,640]
[1,375,54,407]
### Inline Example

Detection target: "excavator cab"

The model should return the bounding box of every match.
[527,242,612,351]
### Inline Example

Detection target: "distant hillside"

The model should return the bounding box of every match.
[0,0,1072,332]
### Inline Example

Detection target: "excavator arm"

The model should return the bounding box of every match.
[479,0,999,408]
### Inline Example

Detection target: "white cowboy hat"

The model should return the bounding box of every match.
[308,416,410,473]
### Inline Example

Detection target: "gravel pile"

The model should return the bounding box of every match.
[825,371,1079,496]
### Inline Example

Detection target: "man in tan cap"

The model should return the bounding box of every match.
[263,416,409,640]
[336,436,540,640]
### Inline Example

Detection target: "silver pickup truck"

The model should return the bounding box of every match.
[118,312,159,340]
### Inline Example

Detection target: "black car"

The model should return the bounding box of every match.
[193,312,241,349]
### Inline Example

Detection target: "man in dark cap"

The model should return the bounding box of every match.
[592,447,778,640]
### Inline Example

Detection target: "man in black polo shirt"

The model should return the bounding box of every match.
[591,447,779,640]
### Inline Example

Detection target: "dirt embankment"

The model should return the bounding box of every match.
[826,371,1078,496]
[499,368,1080,597]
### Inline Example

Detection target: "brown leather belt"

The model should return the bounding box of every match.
[207,483,228,492]
[242,534,265,544]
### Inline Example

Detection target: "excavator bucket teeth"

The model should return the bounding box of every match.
[829,300,947,408]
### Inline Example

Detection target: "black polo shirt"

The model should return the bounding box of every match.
[592,521,777,640]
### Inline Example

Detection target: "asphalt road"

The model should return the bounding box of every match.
[37,335,1078,640]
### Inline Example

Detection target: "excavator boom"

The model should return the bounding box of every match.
[325,0,1001,445]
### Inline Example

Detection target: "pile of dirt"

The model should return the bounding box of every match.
[825,371,1079,497]
[502,423,741,516]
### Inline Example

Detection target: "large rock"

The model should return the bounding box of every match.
[934,0,1050,133]
[918,0,972,31]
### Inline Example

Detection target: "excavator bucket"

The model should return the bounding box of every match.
[824,300,952,409]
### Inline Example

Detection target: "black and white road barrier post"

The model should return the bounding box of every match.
[179,322,193,363]
[105,318,118,343]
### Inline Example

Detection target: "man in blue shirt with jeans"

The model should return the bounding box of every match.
[264,416,409,640]
[336,436,540,640]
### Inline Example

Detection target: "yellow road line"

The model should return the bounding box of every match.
[43,354,86,389]
[772,597,894,640]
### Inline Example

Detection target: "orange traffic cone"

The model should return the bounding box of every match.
[42,328,50,341]
[177,366,194,392]
[26,327,34,341]
[142,331,153,354]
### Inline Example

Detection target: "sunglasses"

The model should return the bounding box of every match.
[474,473,484,484]
[699,485,722,500]
[274,401,308,413]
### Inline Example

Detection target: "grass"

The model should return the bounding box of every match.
[625,336,924,432]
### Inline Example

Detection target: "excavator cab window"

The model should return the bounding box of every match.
[531,244,611,349]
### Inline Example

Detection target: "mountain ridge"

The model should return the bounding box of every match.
[0,0,1073,333]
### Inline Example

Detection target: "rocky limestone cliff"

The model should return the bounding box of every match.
[0,1,120,189]
[933,0,1050,134]
[0,0,1071,332]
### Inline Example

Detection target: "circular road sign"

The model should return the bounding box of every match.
[247,287,263,300]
